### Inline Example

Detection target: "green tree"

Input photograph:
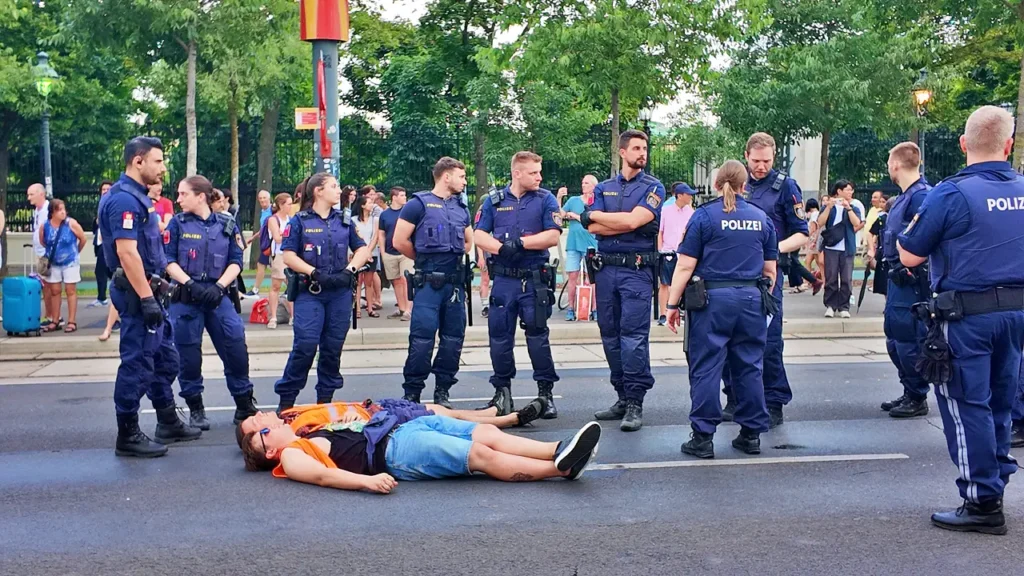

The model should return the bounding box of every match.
[518,0,733,177]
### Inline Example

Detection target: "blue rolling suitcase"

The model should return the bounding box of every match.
[3,245,42,337]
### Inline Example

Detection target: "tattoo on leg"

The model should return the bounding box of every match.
[510,472,534,482]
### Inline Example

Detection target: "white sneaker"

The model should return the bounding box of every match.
[839,310,851,319]
[267,318,277,329]
[824,307,835,318]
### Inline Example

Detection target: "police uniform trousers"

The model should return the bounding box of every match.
[934,311,1024,503]
[170,293,253,400]
[883,280,929,400]
[1013,365,1024,423]
[402,280,466,396]
[722,281,792,407]
[274,287,352,401]
[594,264,655,401]
[110,286,178,415]
[688,287,770,434]
[487,274,557,390]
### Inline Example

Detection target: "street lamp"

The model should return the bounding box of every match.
[911,69,931,176]
[638,105,654,173]
[33,51,59,197]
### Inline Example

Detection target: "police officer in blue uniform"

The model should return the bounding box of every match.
[879,142,931,418]
[274,173,370,413]
[898,106,1024,534]
[474,151,562,418]
[581,130,665,431]
[1013,370,1024,446]
[164,174,258,430]
[666,160,777,458]
[393,157,473,408]
[722,132,808,428]
[99,137,200,458]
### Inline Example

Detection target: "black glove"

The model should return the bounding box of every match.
[759,277,780,317]
[310,268,326,284]
[498,238,524,260]
[140,296,164,330]
[201,283,226,307]
[334,268,356,290]
[579,209,593,229]
[916,323,952,385]
[637,220,660,237]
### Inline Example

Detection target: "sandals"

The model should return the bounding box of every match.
[64,322,78,333]
[368,310,380,318]
[98,330,111,342]
[41,322,59,333]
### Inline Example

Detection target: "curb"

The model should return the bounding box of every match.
[0,316,884,361]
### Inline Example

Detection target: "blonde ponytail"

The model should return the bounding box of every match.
[722,182,737,213]
[714,159,748,214]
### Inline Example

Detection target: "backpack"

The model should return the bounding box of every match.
[258,216,274,256]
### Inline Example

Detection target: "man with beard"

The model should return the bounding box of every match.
[581,130,666,431]
[99,137,199,458]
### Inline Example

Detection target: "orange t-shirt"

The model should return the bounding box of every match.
[272,438,337,478]
[282,402,373,436]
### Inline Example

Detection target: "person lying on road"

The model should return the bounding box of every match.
[236,397,549,448]
[241,414,602,492]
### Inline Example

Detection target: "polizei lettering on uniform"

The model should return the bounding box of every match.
[986,196,1024,211]
[721,220,764,231]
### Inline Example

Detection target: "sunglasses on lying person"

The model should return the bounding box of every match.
[260,427,270,453]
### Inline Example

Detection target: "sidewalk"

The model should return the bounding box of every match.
[0,336,891,384]
[1,284,886,361]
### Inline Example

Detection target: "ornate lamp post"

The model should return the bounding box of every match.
[33,51,59,197]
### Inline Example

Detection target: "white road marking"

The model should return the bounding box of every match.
[138,395,564,414]
[588,453,909,471]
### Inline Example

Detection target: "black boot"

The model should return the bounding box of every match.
[594,398,627,421]
[481,386,512,416]
[316,392,334,404]
[232,390,259,425]
[154,405,202,444]
[681,430,715,459]
[537,381,558,419]
[402,391,422,404]
[620,399,643,432]
[768,404,784,429]
[889,396,929,418]
[931,499,1007,535]
[731,427,761,455]
[1012,421,1024,448]
[433,387,453,410]
[115,413,168,458]
[880,394,907,412]
[184,394,210,431]
[515,397,548,426]
[276,395,297,417]
[721,399,736,422]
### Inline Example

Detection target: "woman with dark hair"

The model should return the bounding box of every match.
[39,198,87,333]
[666,159,778,459]
[164,175,258,429]
[292,180,307,216]
[274,172,371,412]
[352,194,381,317]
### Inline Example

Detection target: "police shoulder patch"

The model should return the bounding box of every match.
[235,233,245,249]
[903,213,920,235]
[645,189,662,210]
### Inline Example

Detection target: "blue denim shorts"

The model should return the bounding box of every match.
[566,250,585,273]
[384,415,477,481]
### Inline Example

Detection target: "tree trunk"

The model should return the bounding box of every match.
[250,101,280,268]
[1014,50,1024,172]
[609,88,620,178]
[229,82,239,202]
[818,128,830,195]
[185,41,198,177]
[473,123,487,212]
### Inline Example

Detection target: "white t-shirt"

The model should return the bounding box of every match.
[32,205,48,257]
[354,215,379,257]
[270,214,289,256]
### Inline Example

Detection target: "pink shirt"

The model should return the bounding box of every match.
[659,202,694,253]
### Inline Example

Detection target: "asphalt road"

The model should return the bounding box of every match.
[1,363,1021,575]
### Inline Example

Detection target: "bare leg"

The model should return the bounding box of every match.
[268,278,282,324]
[253,263,266,293]
[471,423,557,460]
[47,283,62,323]
[372,271,382,308]
[393,276,409,313]
[567,271,579,312]
[467,442,566,481]
[425,404,518,428]
[65,283,78,325]
[658,282,669,317]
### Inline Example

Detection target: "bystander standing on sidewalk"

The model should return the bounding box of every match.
[90,181,113,307]
[817,180,863,318]
[559,175,599,321]
[379,186,413,320]
[39,199,87,333]
[656,182,695,325]
[266,193,293,330]
[475,203,491,318]
[244,190,273,298]
[148,181,174,231]
[27,184,58,326]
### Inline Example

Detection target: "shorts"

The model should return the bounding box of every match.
[271,254,287,281]
[384,415,477,481]
[46,263,81,284]
[382,252,414,281]
[565,250,585,273]
[258,252,271,266]
[373,398,434,423]
[659,253,678,286]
